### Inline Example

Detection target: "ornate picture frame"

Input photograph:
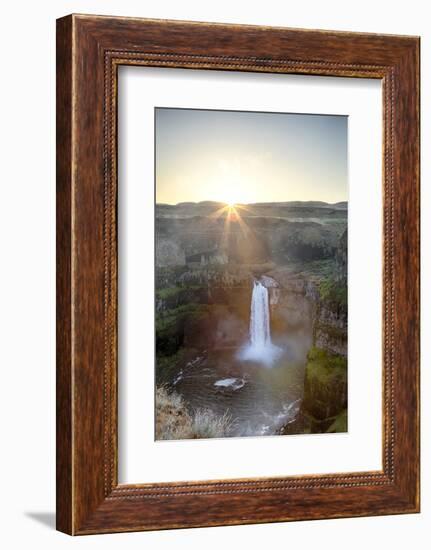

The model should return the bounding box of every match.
[56,14,420,534]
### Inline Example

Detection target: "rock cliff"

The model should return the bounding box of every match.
[155,203,348,432]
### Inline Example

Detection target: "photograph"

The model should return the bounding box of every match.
[154,107,348,440]
[0,2,423,543]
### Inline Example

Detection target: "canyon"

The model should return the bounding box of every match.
[155,201,348,438]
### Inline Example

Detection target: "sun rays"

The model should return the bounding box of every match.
[209,202,253,221]
[207,202,255,254]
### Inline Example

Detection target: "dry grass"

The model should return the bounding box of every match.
[155,386,235,440]
[190,409,235,439]
[155,386,192,440]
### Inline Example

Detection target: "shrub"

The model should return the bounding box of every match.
[318,277,347,312]
[155,386,193,440]
[190,410,235,439]
[155,386,235,440]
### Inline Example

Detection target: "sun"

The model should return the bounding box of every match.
[222,192,241,208]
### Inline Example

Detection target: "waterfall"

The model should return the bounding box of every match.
[238,280,282,366]
[249,281,271,348]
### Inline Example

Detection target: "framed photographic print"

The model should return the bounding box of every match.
[56,14,420,534]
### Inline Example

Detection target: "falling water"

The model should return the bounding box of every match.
[249,281,271,348]
[238,280,282,366]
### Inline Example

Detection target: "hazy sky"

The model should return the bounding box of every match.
[155,108,347,205]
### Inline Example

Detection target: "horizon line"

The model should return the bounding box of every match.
[156,199,348,207]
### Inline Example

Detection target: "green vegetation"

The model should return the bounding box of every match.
[303,347,347,422]
[327,409,348,433]
[156,286,184,300]
[276,258,337,282]
[156,284,205,300]
[306,347,347,383]
[156,265,188,281]
[156,302,230,335]
[156,304,204,357]
[318,276,347,311]
[302,258,336,278]
[156,348,193,385]
[156,303,202,332]
[314,322,347,341]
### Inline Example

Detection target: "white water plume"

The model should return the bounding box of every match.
[238,280,282,366]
